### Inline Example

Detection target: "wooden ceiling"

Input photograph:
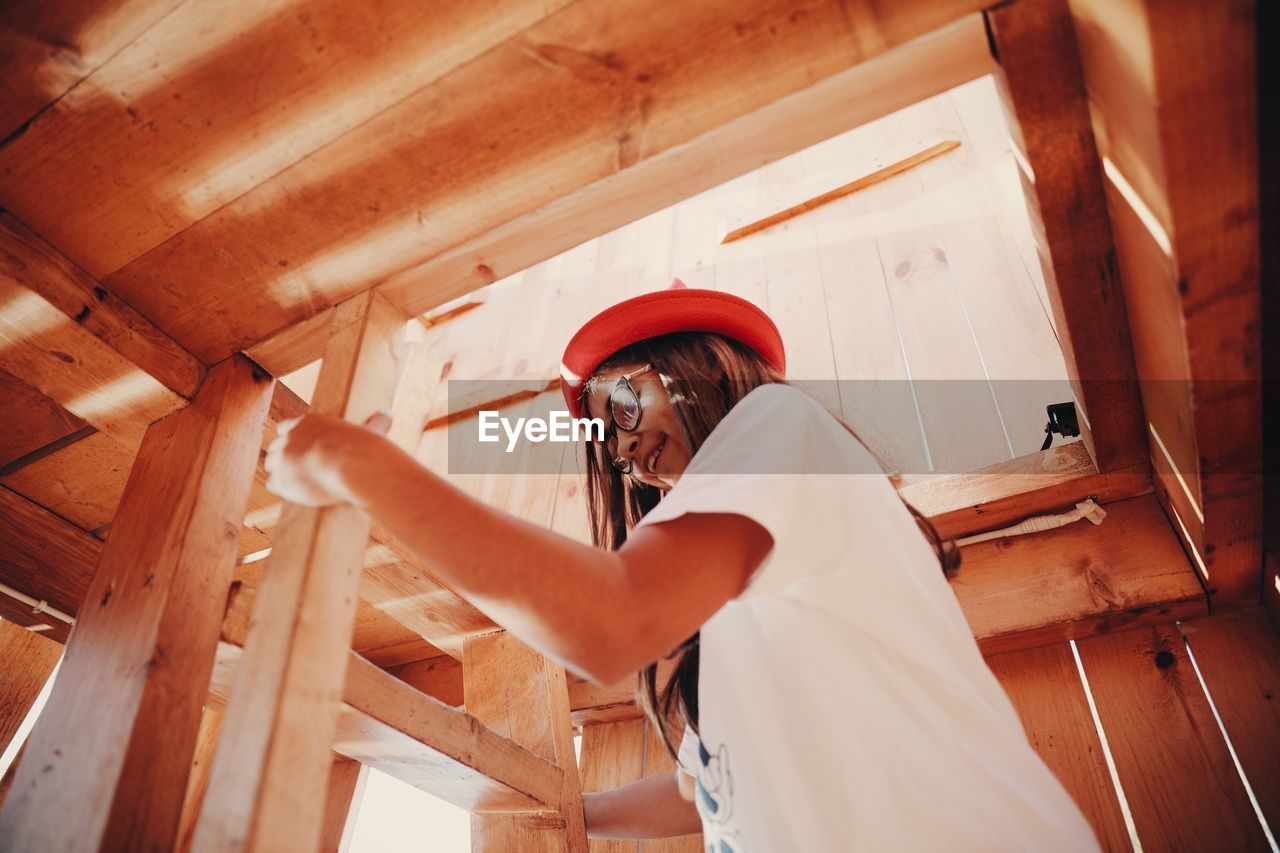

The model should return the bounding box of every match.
[0,0,1265,681]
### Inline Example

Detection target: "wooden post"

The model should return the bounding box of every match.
[319,756,368,853]
[192,291,407,852]
[985,0,1145,472]
[0,356,273,852]
[464,631,588,852]
[176,708,225,853]
[579,720,646,853]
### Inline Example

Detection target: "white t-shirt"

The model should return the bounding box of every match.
[638,383,1099,852]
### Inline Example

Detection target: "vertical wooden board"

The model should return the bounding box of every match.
[818,236,930,478]
[640,725,701,853]
[319,756,368,853]
[192,293,407,853]
[0,356,273,853]
[985,643,1131,852]
[1076,625,1268,850]
[176,707,224,853]
[1181,607,1280,833]
[0,621,60,755]
[465,631,587,852]
[580,721,645,853]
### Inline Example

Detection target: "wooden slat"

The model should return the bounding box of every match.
[192,291,407,853]
[0,356,273,852]
[1076,625,1268,850]
[0,620,60,756]
[0,368,87,471]
[0,1,579,279]
[898,440,1151,540]
[986,643,1131,852]
[319,756,367,853]
[1180,607,1280,832]
[719,137,960,244]
[986,0,1145,472]
[188,3,1001,377]
[1070,0,1261,604]
[580,720,646,853]
[955,494,1206,654]
[0,0,185,141]
[206,643,566,814]
[465,630,588,851]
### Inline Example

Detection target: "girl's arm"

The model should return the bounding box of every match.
[584,771,702,839]
[264,414,772,683]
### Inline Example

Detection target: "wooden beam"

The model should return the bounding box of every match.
[465,631,588,851]
[319,756,367,853]
[175,707,223,853]
[0,620,60,756]
[0,367,88,472]
[985,0,1145,472]
[719,136,961,244]
[0,356,273,852]
[192,291,407,852]
[956,494,1207,654]
[90,1,1002,376]
[0,215,203,450]
[897,440,1151,540]
[1070,0,1261,604]
[1076,625,1268,850]
[985,643,1132,852]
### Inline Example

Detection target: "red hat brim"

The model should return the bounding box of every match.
[559,287,786,419]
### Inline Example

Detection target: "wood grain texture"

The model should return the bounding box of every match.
[0,0,185,142]
[0,213,205,397]
[579,720,645,853]
[176,707,223,853]
[898,440,1151,541]
[177,2,996,375]
[465,630,588,852]
[0,356,273,853]
[0,367,87,471]
[319,756,367,853]
[1,430,135,533]
[954,494,1207,654]
[0,484,102,623]
[0,0,578,279]
[1070,0,1261,604]
[0,620,60,756]
[987,0,1145,472]
[192,292,406,853]
[1180,607,1280,833]
[986,643,1131,852]
[1076,625,1268,851]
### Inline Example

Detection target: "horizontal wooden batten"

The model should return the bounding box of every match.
[228,4,997,375]
[958,493,1207,655]
[209,643,565,814]
[897,440,1151,540]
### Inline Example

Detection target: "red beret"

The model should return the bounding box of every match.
[559,279,786,419]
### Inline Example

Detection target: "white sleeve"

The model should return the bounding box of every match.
[676,726,700,777]
[634,384,878,597]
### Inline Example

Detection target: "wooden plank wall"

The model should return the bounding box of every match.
[986,609,1279,851]
[412,75,1072,532]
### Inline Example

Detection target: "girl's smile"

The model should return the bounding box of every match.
[585,363,693,490]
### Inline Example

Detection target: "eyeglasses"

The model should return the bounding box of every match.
[594,363,654,474]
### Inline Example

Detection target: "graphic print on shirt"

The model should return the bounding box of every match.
[694,738,746,853]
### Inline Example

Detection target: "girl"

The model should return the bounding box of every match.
[265,282,1099,851]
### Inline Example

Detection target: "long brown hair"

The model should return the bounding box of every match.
[579,332,960,758]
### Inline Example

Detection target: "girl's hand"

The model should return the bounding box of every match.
[263,411,392,508]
